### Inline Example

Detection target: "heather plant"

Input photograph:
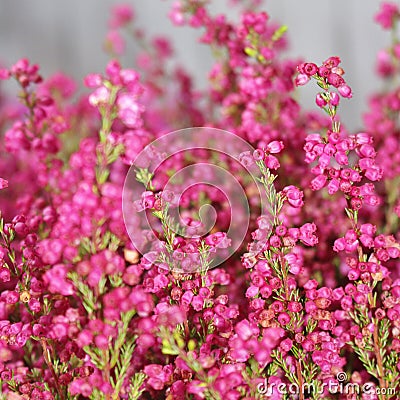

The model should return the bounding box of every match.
[0,1,399,400]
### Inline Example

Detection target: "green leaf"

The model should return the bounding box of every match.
[128,372,147,400]
[244,47,258,58]
[272,25,288,41]
[113,336,137,395]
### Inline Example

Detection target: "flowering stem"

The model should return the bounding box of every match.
[18,84,40,137]
[160,326,221,400]
[40,339,65,400]
[256,160,282,228]
[103,349,111,391]
[296,360,304,400]
[96,85,120,186]
[373,324,387,399]
[99,85,118,144]
[346,209,389,397]
[0,234,18,277]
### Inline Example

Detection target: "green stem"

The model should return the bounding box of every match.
[41,340,65,400]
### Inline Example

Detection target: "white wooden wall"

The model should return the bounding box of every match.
[0,0,389,130]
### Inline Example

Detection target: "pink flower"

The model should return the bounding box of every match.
[327,73,344,88]
[104,30,125,55]
[315,93,327,107]
[116,93,144,127]
[295,73,310,86]
[266,140,284,154]
[310,174,327,190]
[323,56,341,68]
[109,4,134,28]
[239,151,254,168]
[365,166,383,181]
[303,63,318,76]
[359,144,376,158]
[37,239,64,265]
[88,86,110,106]
[318,65,330,77]
[84,73,102,88]
[375,2,399,29]
[0,68,10,79]
[0,268,10,282]
[0,178,8,189]
[77,330,93,347]
[265,155,280,169]
[253,149,264,160]
[120,69,139,86]
[282,185,304,208]
[43,264,74,296]
[299,223,318,246]
[335,152,348,165]
[144,364,169,390]
[288,301,302,312]
[28,298,41,313]
[245,285,259,298]
[338,84,352,98]
[235,319,259,341]
[280,338,293,352]
[169,2,185,26]
[95,334,109,350]
[330,91,340,106]
[69,378,93,397]
[204,232,230,248]
[377,49,394,76]
[141,191,155,209]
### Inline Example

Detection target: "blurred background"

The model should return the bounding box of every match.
[0,0,388,130]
